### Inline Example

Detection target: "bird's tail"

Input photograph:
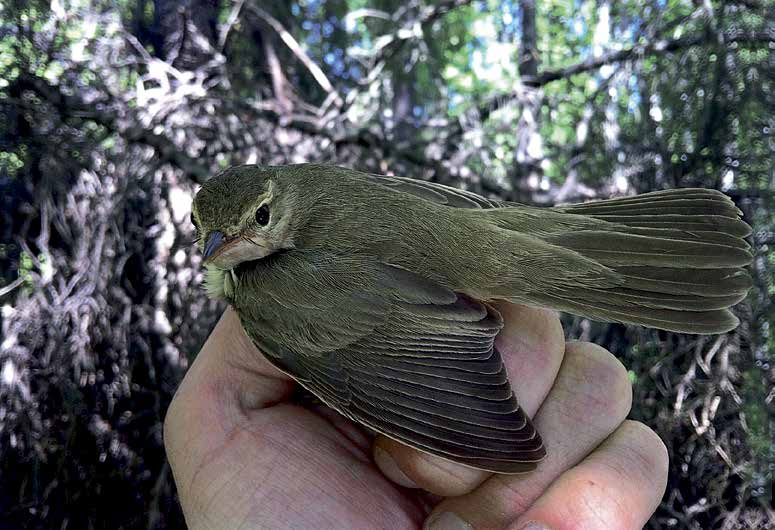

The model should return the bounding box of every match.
[494,189,753,334]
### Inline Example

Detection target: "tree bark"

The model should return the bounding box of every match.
[519,0,538,78]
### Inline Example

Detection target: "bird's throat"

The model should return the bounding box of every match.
[204,265,237,300]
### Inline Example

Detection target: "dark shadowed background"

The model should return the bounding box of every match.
[0,0,772,528]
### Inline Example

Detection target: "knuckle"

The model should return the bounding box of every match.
[566,341,633,418]
[385,440,488,497]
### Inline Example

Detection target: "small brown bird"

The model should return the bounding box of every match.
[191,164,752,473]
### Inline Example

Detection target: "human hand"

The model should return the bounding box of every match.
[164,304,668,529]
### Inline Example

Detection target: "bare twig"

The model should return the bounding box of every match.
[218,0,246,50]
[248,6,343,107]
[359,0,474,86]
[0,277,24,298]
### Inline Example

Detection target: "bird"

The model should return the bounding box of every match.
[190,163,752,473]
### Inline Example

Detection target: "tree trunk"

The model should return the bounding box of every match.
[513,0,543,202]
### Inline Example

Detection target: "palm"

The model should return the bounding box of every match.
[165,307,668,530]
[165,309,428,529]
[210,403,426,528]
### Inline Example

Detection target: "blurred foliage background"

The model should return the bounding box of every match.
[0,0,773,528]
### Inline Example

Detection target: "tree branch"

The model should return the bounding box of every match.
[524,30,773,87]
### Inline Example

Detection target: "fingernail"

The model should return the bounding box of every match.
[373,446,417,488]
[518,522,552,530]
[424,512,473,530]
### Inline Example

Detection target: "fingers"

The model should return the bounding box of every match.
[424,342,634,529]
[492,304,567,417]
[508,421,669,530]
[373,304,566,496]
[164,309,294,505]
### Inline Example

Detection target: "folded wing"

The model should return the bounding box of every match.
[240,260,544,473]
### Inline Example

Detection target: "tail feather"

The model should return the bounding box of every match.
[613,266,752,297]
[574,215,751,237]
[526,188,752,334]
[609,227,750,249]
[556,188,751,235]
[573,286,747,311]
[533,291,740,334]
[547,231,751,268]
[563,199,741,217]
[558,188,742,213]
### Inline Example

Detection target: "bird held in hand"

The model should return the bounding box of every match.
[191,164,752,473]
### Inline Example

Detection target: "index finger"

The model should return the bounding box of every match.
[373,304,566,497]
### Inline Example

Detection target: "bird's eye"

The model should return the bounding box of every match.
[255,204,270,226]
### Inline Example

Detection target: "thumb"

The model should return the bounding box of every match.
[163,308,295,504]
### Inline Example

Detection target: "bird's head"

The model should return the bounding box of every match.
[192,165,297,271]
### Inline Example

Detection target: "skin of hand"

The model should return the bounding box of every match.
[164,304,668,530]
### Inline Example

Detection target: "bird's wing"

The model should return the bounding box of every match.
[239,257,544,473]
[364,174,507,209]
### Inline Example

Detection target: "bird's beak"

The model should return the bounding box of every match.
[201,230,273,270]
[203,231,226,260]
